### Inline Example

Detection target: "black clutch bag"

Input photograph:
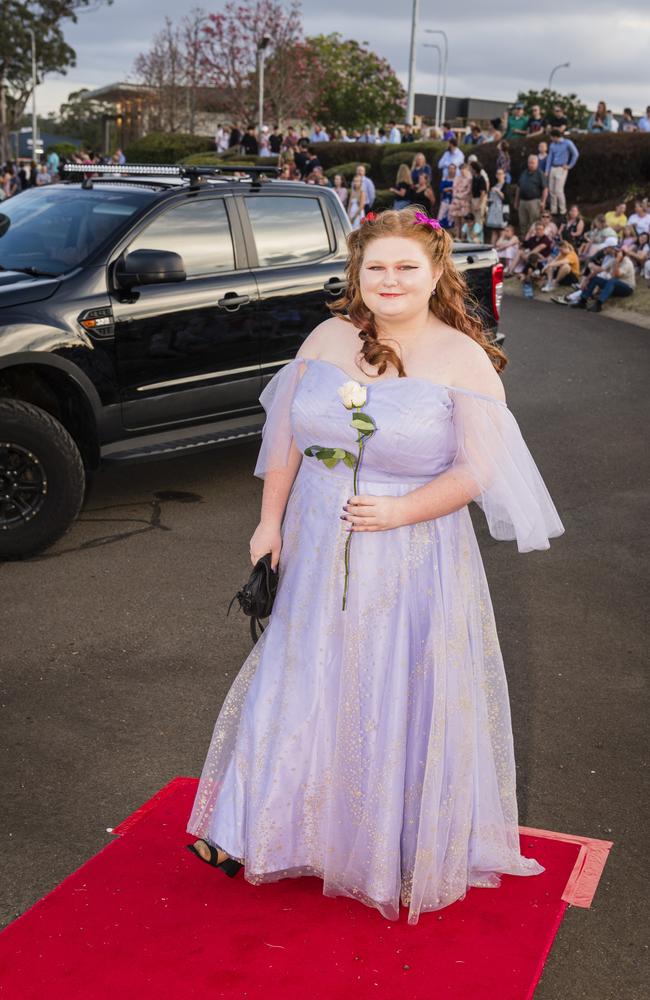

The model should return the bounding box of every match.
[227,552,279,644]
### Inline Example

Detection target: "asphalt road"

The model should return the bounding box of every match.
[1,298,648,999]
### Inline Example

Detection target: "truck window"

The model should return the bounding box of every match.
[244,196,330,266]
[128,198,235,277]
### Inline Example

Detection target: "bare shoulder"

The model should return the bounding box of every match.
[295,316,352,362]
[446,332,506,403]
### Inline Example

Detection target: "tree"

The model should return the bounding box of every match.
[304,33,406,132]
[199,0,314,125]
[43,87,115,149]
[517,88,589,129]
[134,16,187,134]
[0,0,113,162]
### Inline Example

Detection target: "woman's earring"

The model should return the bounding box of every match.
[431,285,437,296]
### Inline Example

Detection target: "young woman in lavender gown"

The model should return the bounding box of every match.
[186,206,564,925]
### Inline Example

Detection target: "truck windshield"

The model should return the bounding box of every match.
[0,185,155,276]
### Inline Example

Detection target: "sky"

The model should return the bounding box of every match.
[35,0,650,119]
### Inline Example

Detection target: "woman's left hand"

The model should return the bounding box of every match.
[341,495,405,531]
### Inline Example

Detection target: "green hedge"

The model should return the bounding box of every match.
[123,132,216,164]
[182,152,267,167]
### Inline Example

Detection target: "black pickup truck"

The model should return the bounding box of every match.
[0,163,504,559]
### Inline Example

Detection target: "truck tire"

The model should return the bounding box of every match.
[0,398,86,560]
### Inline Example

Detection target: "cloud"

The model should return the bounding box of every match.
[37,0,650,116]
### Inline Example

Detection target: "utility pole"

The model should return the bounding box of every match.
[406,0,420,125]
[257,36,270,136]
[425,30,448,127]
[26,28,38,161]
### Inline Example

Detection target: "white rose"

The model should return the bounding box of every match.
[338,380,367,409]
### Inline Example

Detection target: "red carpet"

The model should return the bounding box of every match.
[0,778,612,1000]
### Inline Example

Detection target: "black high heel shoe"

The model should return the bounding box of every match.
[186,839,243,878]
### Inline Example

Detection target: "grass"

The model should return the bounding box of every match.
[502,274,650,328]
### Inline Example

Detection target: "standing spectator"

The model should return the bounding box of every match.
[282,126,298,151]
[35,164,51,186]
[359,125,375,144]
[269,126,283,154]
[215,124,228,152]
[485,116,505,143]
[628,200,650,235]
[604,202,628,237]
[496,139,511,182]
[411,151,432,186]
[467,154,489,191]
[258,126,272,157]
[527,105,547,134]
[537,140,549,173]
[355,164,375,209]
[387,121,401,143]
[331,174,348,208]
[545,129,579,216]
[514,154,548,235]
[2,162,20,198]
[618,108,638,133]
[570,248,635,311]
[229,125,241,148]
[469,160,488,224]
[505,102,529,139]
[46,148,60,180]
[411,173,436,213]
[485,167,511,244]
[450,162,472,237]
[347,175,366,229]
[241,125,259,155]
[559,205,586,248]
[401,123,416,143]
[461,211,484,244]
[293,138,311,178]
[310,123,330,142]
[547,104,568,133]
[376,128,388,144]
[637,106,650,132]
[587,101,612,133]
[466,124,485,145]
[437,162,456,229]
[390,163,414,209]
[441,122,455,140]
[437,138,464,180]
[28,160,38,187]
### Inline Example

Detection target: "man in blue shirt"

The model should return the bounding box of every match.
[545,129,579,216]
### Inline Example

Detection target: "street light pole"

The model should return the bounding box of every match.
[406,0,420,125]
[425,30,448,126]
[257,36,270,137]
[548,62,570,91]
[26,28,37,161]
[423,43,442,129]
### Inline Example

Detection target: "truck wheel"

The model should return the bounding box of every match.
[0,398,86,560]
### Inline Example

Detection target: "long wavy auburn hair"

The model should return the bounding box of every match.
[328,205,508,378]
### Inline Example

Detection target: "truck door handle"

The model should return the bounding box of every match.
[323,278,346,294]
[217,292,251,310]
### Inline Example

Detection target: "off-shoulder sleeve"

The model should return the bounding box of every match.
[446,388,565,552]
[253,358,308,479]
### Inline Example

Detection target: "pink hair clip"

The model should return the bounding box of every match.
[413,211,441,230]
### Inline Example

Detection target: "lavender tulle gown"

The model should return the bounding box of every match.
[186,356,565,925]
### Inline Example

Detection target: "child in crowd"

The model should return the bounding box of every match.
[461,212,484,244]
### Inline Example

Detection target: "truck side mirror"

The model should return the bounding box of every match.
[115,249,186,290]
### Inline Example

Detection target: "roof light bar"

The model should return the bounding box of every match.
[61,162,280,179]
